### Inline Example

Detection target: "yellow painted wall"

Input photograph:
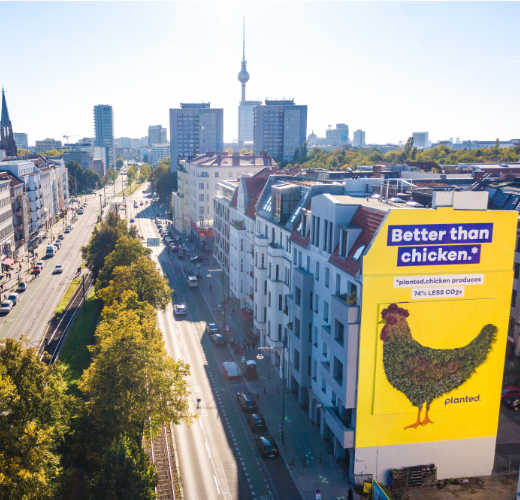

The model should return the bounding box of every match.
[356,207,517,448]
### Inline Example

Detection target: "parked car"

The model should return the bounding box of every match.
[58,234,64,240]
[32,266,41,275]
[77,209,84,215]
[7,292,18,306]
[211,334,226,347]
[64,227,71,234]
[205,323,219,335]
[46,245,55,257]
[254,436,279,458]
[0,300,13,314]
[130,218,135,223]
[174,304,187,315]
[17,282,27,292]
[54,265,63,274]
[247,413,267,432]
[37,261,44,269]
[501,386,520,399]
[236,393,258,413]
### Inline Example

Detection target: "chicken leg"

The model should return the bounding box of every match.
[420,402,434,426]
[404,405,423,430]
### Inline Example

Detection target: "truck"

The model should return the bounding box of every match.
[46,245,56,257]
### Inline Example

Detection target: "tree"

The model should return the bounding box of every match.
[292,146,300,164]
[158,157,171,170]
[494,138,500,149]
[139,164,151,182]
[404,136,414,157]
[45,149,66,157]
[78,298,194,444]
[96,236,149,292]
[116,157,125,170]
[249,149,253,155]
[88,435,158,500]
[239,147,248,155]
[127,164,138,183]
[105,167,118,183]
[150,164,177,198]
[299,141,308,163]
[226,147,234,155]
[0,338,75,499]
[143,154,148,164]
[97,257,172,310]
[81,213,130,277]
[17,148,32,157]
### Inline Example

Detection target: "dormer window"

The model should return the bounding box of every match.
[340,230,348,257]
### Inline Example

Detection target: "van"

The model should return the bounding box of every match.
[46,245,56,257]
[7,292,18,306]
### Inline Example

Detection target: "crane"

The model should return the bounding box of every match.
[63,133,80,142]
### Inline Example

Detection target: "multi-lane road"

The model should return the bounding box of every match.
[127,182,301,500]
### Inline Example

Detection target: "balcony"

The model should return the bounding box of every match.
[254,234,269,247]
[267,242,284,258]
[324,407,354,448]
[231,219,245,230]
[15,209,22,217]
[249,271,254,278]
[16,224,23,231]
[287,322,293,331]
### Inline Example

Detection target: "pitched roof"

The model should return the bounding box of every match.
[245,180,267,219]
[1,89,10,124]
[328,206,386,276]
[230,189,238,208]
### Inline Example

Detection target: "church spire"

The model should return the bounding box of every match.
[0,89,17,157]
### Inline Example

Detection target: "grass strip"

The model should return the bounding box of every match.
[116,179,142,197]
[54,277,81,315]
[59,289,102,396]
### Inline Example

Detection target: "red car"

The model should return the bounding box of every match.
[501,386,520,399]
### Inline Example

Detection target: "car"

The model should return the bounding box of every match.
[255,436,279,459]
[211,334,226,347]
[174,304,187,315]
[205,323,220,335]
[247,413,267,432]
[53,243,60,251]
[506,397,520,412]
[0,300,13,314]
[69,224,74,230]
[32,266,41,275]
[130,218,135,223]
[76,209,84,215]
[171,244,178,252]
[82,204,87,210]
[17,282,27,292]
[7,292,18,306]
[54,265,63,274]
[236,392,258,413]
[37,261,44,269]
[190,255,204,263]
[64,228,71,233]
[187,276,199,288]
[58,234,64,240]
[501,386,520,399]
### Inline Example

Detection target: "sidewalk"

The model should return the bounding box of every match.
[196,264,358,500]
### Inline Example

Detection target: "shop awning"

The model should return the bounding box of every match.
[2,258,14,266]
[239,308,252,321]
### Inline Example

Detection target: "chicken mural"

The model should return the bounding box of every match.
[380,303,497,430]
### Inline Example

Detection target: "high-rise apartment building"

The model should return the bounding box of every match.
[412,131,429,149]
[94,104,115,170]
[13,133,27,149]
[169,103,224,172]
[148,125,167,146]
[352,129,366,148]
[253,99,307,162]
[326,123,349,146]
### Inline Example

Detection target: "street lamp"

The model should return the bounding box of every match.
[207,268,226,326]
[257,339,287,445]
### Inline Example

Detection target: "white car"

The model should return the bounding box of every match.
[187,276,199,288]
[54,265,63,274]
[65,227,71,233]
[174,304,187,315]
[0,300,13,314]
[17,282,27,292]
[37,261,44,269]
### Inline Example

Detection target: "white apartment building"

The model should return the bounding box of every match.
[35,138,62,153]
[0,178,14,260]
[352,129,366,148]
[13,133,28,149]
[176,152,277,252]
[171,166,190,235]
[151,144,170,166]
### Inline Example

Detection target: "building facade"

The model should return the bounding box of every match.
[325,124,349,146]
[148,125,167,146]
[150,144,170,166]
[352,129,366,148]
[35,138,62,153]
[412,131,429,149]
[169,103,224,171]
[13,133,27,149]
[239,101,261,144]
[253,99,307,162]
[94,104,115,170]
[0,178,14,260]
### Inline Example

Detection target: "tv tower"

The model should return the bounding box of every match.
[237,17,250,104]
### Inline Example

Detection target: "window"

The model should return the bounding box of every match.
[515,263,520,279]
[352,244,366,262]
[313,326,318,346]
[240,259,244,272]
[199,206,205,214]
[314,294,319,313]
[240,239,244,251]
[264,280,267,295]
[295,318,300,338]
[279,294,283,311]
[255,278,257,292]
[308,323,312,343]
[336,274,341,294]
[323,219,328,250]
[324,301,329,322]
[310,291,313,309]
[215,172,219,178]
[293,248,297,264]
[295,287,301,306]
[333,357,343,386]
[316,217,320,246]
[275,265,279,281]
[325,267,330,288]
[335,320,344,345]
[199,194,204,201]
[513,290,517,307]
[293,349,300,372]
[228,172,233,178]
[308,355,312,376]
[298,251,302,268]
[268,262,272,278]
[315,262,320,281]
[240,280,243,292]
[278,324,282,341]
[199,183,204,189]
[263,307,267,322]
[268,321,271,336]
[268,292,271,307]
[329,221,333,253]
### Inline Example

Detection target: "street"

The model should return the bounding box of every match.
[0,175,124,346]
[128,183,302,500]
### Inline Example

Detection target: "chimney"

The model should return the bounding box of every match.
[372,165,382,178]
[232,151,240,166]
[474,171,484,181]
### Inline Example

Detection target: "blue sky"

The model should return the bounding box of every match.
[2,2,519,146]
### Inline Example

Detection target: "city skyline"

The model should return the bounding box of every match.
[1,2,519,146]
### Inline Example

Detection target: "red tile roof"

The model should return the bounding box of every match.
[230,189,238,208]
[329,206,386,276]
[245,179,267,219]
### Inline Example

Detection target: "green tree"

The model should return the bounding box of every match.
[97,257,172,310]
[81,213,130,277]
[292,146,300,164]
[78,299,194,444]
[494,138,500,149]
[45,149,66,157]
[239,147,248,155]
[158,157,171,170]
[404,136,414,157]
[105,167,118,183]
[0,338,75,499]
[96,236,149,292]
[226,147,234,155]
[17,148,32,157]
[139,164,151,182]
[88,435,158,500]
[116,158,125,170]
[127,164,138,183]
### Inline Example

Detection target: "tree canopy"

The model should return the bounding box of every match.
[150,164,177,199]
[67,160,103,194]
[105,167,117,183]
[139,164,151,182]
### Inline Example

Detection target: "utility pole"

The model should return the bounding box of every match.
[82,274,86,308]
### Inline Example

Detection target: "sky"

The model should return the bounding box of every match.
[2,1,519,146]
